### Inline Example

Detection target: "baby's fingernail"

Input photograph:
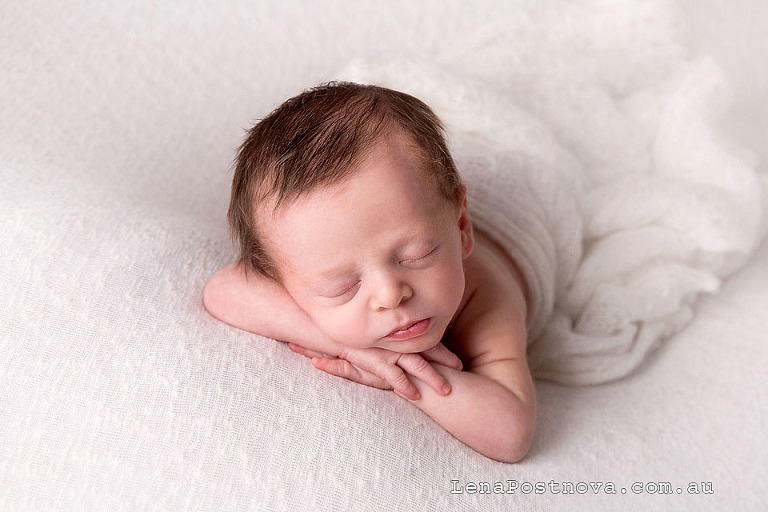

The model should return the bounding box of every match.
[442,383,452,395]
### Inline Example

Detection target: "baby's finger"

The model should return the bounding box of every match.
[397,353,452,396]
[420,342,463,371]
[376,364,421,401]
[311,357,390,389]
[341,349,421,400]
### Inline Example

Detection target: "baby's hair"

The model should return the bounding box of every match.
[228,81,462,280]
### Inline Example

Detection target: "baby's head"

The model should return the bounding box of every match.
[229,82,474,352]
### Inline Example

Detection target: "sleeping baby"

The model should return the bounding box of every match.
[203,82,536,463]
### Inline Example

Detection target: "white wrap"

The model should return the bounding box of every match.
[341,1,766,385]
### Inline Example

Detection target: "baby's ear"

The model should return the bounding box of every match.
[456,187,474,259]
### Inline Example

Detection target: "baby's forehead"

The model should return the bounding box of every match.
[346,132,439,185]
[269,132,437,205]
[258,142,446,225]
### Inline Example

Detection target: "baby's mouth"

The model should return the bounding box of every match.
[385,318,431,340]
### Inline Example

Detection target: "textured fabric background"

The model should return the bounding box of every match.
[1,0,767,510]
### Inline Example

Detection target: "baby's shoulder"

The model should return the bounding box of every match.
[446,230,528,365]
[463,229,528,320]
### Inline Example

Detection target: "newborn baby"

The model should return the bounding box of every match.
[203,82,536,463]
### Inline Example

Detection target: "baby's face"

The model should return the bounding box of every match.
[260,134,473,353]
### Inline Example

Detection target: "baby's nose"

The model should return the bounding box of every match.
[370,273,413,311]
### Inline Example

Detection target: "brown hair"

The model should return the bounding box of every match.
[228,81,462,280]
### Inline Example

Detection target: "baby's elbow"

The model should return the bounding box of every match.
[498,438,532,464]
[202,276,218,315]
[492,429,534,464]
[491,405,536,464]
[202,266,230,321]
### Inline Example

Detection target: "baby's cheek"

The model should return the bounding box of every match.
[319,308,370,347]
[433,263,464,305]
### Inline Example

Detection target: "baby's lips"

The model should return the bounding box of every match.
[385,318,431,340]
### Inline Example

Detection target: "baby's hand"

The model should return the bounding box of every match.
[287,342,463,400]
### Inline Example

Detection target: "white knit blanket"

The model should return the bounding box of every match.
[341,1,767,385]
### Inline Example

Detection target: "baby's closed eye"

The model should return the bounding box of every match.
[399,244,439,268]
[319,280,361,300]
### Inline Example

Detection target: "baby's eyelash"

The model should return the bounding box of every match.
[401,245,438,264]
[323,281,361,299]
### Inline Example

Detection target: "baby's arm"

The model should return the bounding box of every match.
[315,309,535,463]
[203,263,461,399]
[204,263,342,354]
[400,267,535,462]
[404,355,535,463]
